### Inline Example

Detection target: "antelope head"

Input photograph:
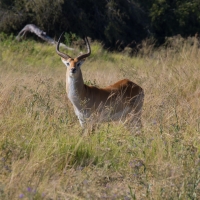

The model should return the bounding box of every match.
[56,32,91,78]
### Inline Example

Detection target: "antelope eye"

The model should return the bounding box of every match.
[66,62,70,66]
[77,62,81,67]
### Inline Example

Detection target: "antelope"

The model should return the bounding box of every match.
[56,32,144,130]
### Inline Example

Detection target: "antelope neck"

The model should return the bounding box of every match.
[66,71,85,108]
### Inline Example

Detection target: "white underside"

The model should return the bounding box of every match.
[73,105,136,127]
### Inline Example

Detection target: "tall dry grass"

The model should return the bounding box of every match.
[0,34,200,199]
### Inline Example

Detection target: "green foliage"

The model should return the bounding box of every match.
[149,0,200,42]
[104,0,148,48]
[0,0,148,49]
[64,32,79,45]
[0,0,26,32]
[1,0,200,48]
[25,0,64,33]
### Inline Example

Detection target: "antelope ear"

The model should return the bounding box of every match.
[61,58,70,67]
[76,60,85,67]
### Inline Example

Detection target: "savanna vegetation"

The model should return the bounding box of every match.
[0,33,200,199]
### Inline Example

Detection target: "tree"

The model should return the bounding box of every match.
[149,0,200,42]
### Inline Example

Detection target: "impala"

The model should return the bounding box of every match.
[56,32,144,129]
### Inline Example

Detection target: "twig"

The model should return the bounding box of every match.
[16,24,74,50]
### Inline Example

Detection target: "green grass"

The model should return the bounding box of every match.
[0,34,200,199]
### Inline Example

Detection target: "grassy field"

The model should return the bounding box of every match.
[0,34,200,199]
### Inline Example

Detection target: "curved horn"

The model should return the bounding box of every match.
[76,37,91,61]
[56,32,71,60]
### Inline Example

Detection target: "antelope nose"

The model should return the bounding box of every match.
[71,68,76,73]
